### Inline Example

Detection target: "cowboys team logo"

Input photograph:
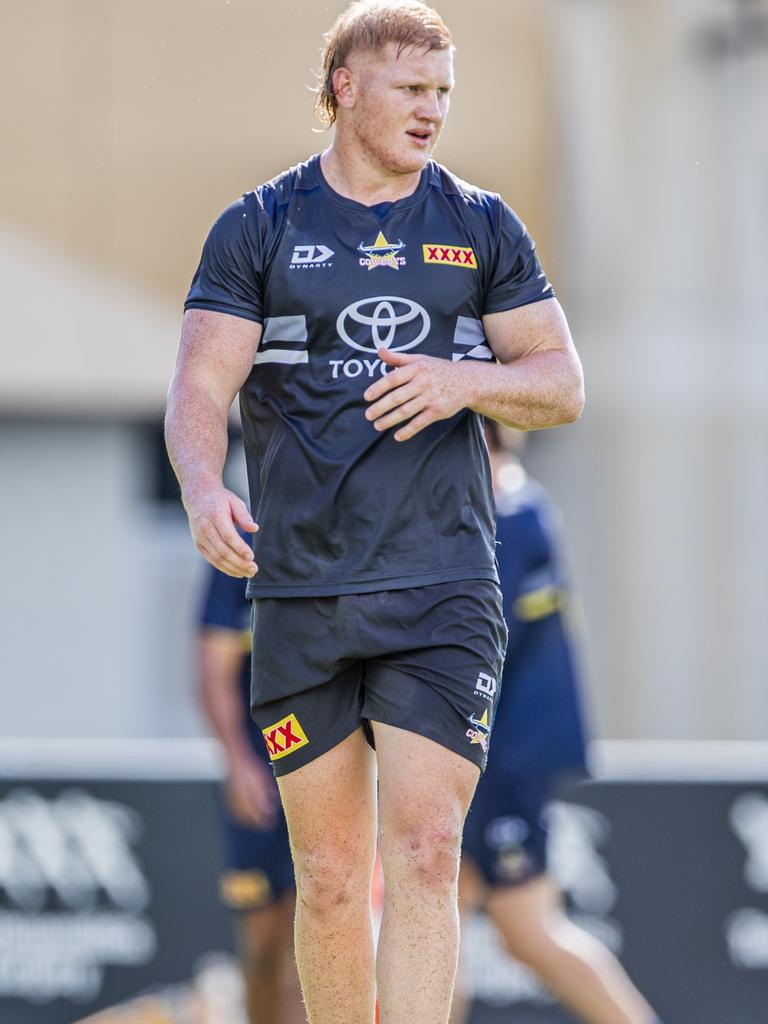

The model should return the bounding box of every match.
[336,296,430,354]
[262,713,309,761]
[466,709,491,752]
[358,231,407,270]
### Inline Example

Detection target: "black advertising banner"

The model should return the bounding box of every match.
[468,780,768,1024]
[1,743,767,1023]
[0,777,235,1024]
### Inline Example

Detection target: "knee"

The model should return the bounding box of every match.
[293,845,369,916]
[384,820,463,891]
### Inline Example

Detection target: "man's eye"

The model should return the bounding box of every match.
[406,85,423,93]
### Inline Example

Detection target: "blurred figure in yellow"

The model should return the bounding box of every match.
[451,422,662,1024]
[197,558,304,1024]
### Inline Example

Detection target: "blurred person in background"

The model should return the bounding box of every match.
[197,559,304,1024]
[450,422,661,1024]
[166,1,584,1020]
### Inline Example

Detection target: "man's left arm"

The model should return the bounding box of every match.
[364,297,584,440]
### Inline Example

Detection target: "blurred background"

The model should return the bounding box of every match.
[1,0,767,1021]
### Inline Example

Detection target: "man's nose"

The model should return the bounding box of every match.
[416,90,443,122]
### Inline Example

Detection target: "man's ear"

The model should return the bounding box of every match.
[332,66,356,110]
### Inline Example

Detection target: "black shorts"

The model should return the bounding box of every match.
[249,580,507,777]
[462,772,550,888]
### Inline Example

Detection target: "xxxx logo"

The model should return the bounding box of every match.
[423,244,477,269]
[262,713,309,761]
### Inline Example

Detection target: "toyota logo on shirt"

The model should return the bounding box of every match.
[336,296,430,354]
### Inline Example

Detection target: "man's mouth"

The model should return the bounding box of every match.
[406,128,434,145]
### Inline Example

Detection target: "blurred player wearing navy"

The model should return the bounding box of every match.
[166,2,584,1021]
[451,423,660,1024]
[198,564,303,1024]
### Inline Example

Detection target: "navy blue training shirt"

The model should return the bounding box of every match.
[492,473,588,780]
[186,155,554,597]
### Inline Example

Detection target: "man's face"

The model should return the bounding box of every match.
[341,42,454,175]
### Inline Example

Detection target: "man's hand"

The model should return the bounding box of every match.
[363,347,470,441]
[224,756,279,829]
[185,484,258,578]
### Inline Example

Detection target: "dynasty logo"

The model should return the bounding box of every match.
[263,713,309,760]
[358,231,406,270]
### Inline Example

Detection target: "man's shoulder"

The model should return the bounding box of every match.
[246,155,320,212]
[428,162,500,216]
[208,157,319,240]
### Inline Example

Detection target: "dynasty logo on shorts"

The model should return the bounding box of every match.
[422,244,477,269]
[466,709,491,752]
[474,671,497,702]
[263,713,309,760]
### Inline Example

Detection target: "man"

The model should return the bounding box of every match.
[451,425,662,1024]
[166,2,584,1021]
[197,559,304,1024]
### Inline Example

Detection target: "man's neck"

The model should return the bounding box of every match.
[320,143,424,207]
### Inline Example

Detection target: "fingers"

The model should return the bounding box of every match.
[365,352,466,441]
[369,394,428,432]
[199,543,256,579]
[228,772,278,828]
[394,410,436,442]
[189,489,260,578]
[365,382,423,427]
[364,363,415,403]
[231,495,258,534]
[379,347,419,367]
[197,520,257,578]
[231,791,271,829]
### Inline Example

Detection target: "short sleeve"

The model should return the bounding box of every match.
[184,194,265,323]
[198,563,250,633]
[483,199,554,315]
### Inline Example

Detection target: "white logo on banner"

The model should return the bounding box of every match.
[548,801,618,915]
[726,790,768,970]
[0,788,156,1000]
[731,792,768,892]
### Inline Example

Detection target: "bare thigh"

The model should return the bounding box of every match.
[277,727,378,885]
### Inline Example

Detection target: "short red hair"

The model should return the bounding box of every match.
[315,0,453,127]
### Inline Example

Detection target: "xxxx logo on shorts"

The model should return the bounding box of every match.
[262,713,309,760]
[422,244,477,269]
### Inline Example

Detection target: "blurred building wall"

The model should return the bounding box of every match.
[539,0,768,739]
[0,0,553,412]
[0,0,765,741]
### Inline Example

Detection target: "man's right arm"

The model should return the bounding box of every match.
[165,308,263,578]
